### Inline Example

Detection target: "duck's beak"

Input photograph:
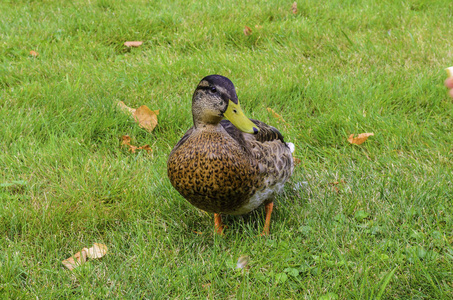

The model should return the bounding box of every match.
[224,100,259,134]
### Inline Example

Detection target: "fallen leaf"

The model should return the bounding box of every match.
[347,133,374,145]
[267,107,289,125]
[291,2,298,14]
[236,255,250,269]
[255,25,263,29]
[328,180,346,193]
[122,135,132,146]
[127,144,138,153]
[134,105,158,132]
[124,41,143,47]
[29,50,39,57]
[62,249,87,271]
[243,26,252,36]
[329,180,346,186]
[293,157,301,166]
[121,135,152,154]
[202,283,211,289]
[117,101,136,114]
[62,243,108,271]
[117,102,159,133]
[138,144,152,153]
[86,243,108,259]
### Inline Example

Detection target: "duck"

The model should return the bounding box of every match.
[167,75,294,235]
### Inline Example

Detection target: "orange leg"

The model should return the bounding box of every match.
[261,202,274,236]
[214,213,224,235]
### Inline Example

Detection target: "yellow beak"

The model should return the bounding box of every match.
[224,100,259,134]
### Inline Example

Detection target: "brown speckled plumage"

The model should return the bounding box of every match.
[167,75,293,219]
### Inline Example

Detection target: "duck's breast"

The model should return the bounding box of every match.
[167,129,262,214]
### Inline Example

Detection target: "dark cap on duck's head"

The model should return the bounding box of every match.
[192,75,259,134]
[195,75,239,105]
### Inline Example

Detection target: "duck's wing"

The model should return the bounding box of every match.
[221,117,293,201]
[250,119,287,144]
[220,119,287,146]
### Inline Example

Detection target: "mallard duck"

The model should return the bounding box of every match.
[167,75,294,235]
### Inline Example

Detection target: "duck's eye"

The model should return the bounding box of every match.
[210,87,217,93]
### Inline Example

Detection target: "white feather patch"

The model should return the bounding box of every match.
[231,182,284,215]
[286,142,295,153]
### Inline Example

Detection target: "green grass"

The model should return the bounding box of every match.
[1,0,453,298]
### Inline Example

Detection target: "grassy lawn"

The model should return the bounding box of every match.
[1,0,453,298]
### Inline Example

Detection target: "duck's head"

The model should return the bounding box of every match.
[192,75,259,134]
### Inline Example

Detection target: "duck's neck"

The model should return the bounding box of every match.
[192,113,223,130]
[192,97,224,129]
[193,121,224,132]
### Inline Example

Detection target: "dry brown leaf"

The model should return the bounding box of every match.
[236,255,250,269]
[291,2,298,14]
[329,179,346,186]
[29,50,39,57]
[267,107,289,125]
[117,102,158,133]
[121,135,152,153]
[62,249,87,271]
[122,135,132,146]
[243,26,252,36]
[86,243,108,259]
[329,180,346,193]
[62,244,108,270]
[117,101,136,114]
[137,144,152,153]
[293,157,301,166]
[124,41,143,47]
[122,136,138,153]
[134,105,158,132]
[255,25,263,29]
[202,283,211,289]
[347,133,374,145]
[128,145,138,153]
